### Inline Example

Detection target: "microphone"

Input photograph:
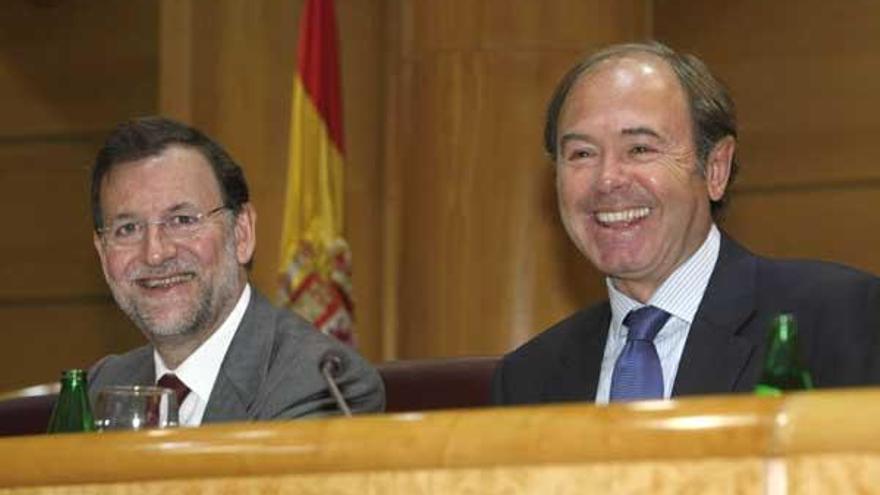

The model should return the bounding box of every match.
[318,351,352,417]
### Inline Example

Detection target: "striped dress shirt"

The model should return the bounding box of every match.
[595,224,721,404]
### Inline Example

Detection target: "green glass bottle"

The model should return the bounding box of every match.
[47,369,96,433]
[754,314,814,396]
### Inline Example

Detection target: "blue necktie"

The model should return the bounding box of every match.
[609,306,671,402]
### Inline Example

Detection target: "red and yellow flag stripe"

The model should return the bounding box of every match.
[279,0,354,344]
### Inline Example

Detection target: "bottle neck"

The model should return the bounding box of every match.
[60,369,88,391]
[768,324,799,358]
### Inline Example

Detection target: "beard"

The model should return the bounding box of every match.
[108,234,242,339]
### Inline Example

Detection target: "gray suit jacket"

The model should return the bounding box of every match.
[88,290,384,421]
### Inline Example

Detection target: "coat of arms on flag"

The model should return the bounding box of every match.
[280,238,354,345]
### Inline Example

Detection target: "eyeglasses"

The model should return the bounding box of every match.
[98,205,230,247]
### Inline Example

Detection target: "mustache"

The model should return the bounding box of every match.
[128,260,198,281]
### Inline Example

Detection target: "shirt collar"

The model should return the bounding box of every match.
[607,224,721,331]
[154,284,252,402]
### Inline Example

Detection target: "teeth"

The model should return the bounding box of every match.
[139,274,194,289]
[595,207,650,224]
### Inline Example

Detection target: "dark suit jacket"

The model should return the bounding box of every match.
[89,290,384,420]
[493,234,880,405]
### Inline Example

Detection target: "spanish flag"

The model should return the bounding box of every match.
[278,0,354,345]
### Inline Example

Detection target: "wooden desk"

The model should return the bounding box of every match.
[1,388,879,494]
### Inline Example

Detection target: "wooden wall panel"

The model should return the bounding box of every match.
[386,0,651,357]
[336,0,386,357]
[0,1,157,136]
[391,0,650,52]
[727,189,880,276]
[655,0,880,268]
[0,142,103,299]
[0,304,141,391]
[0,1,158,392]
[656,0,880,188]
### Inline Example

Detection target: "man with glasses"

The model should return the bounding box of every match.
[87,116,383,424]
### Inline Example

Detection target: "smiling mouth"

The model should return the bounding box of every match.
[593,207,651,226]
[136,273,196,290]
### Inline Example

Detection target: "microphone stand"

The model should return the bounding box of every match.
[319,354,353,417]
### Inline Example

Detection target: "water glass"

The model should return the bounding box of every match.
[94,386,179,431]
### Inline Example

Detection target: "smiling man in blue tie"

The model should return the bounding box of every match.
[492,41,880,405]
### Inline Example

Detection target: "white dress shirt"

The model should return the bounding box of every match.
[154,284,252,426]
[595,225,721,404]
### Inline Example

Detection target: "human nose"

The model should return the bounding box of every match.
[141,223,177,265]
[595,153,628,192]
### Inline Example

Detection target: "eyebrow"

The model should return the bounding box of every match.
[559,132,593,149]
[621,126,665,142]
[106,202,199,221]
[559,127,667,149]
[166,202,199,213]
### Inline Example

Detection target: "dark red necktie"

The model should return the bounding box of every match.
[157,373,191,409]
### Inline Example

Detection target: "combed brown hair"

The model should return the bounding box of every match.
[90,116,250,230]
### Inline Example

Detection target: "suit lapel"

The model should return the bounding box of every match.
[673,234,759,396]
[88,346,155,406]
[112,345,156,385]
[127,351,156,386]
[542,304,610,402]
[202,291,274,422]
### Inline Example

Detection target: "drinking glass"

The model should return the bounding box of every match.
[94,386,179,431]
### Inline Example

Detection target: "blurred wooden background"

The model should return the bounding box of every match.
[1,0,878,391]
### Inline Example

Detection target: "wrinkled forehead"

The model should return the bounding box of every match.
[100,145,223,216]
[558,53,692,137]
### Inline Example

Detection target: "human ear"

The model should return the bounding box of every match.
[705,136,735,201]
[92,232,111,281]
[233,203,257,265]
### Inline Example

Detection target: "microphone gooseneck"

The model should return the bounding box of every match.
[319,351,353,417]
